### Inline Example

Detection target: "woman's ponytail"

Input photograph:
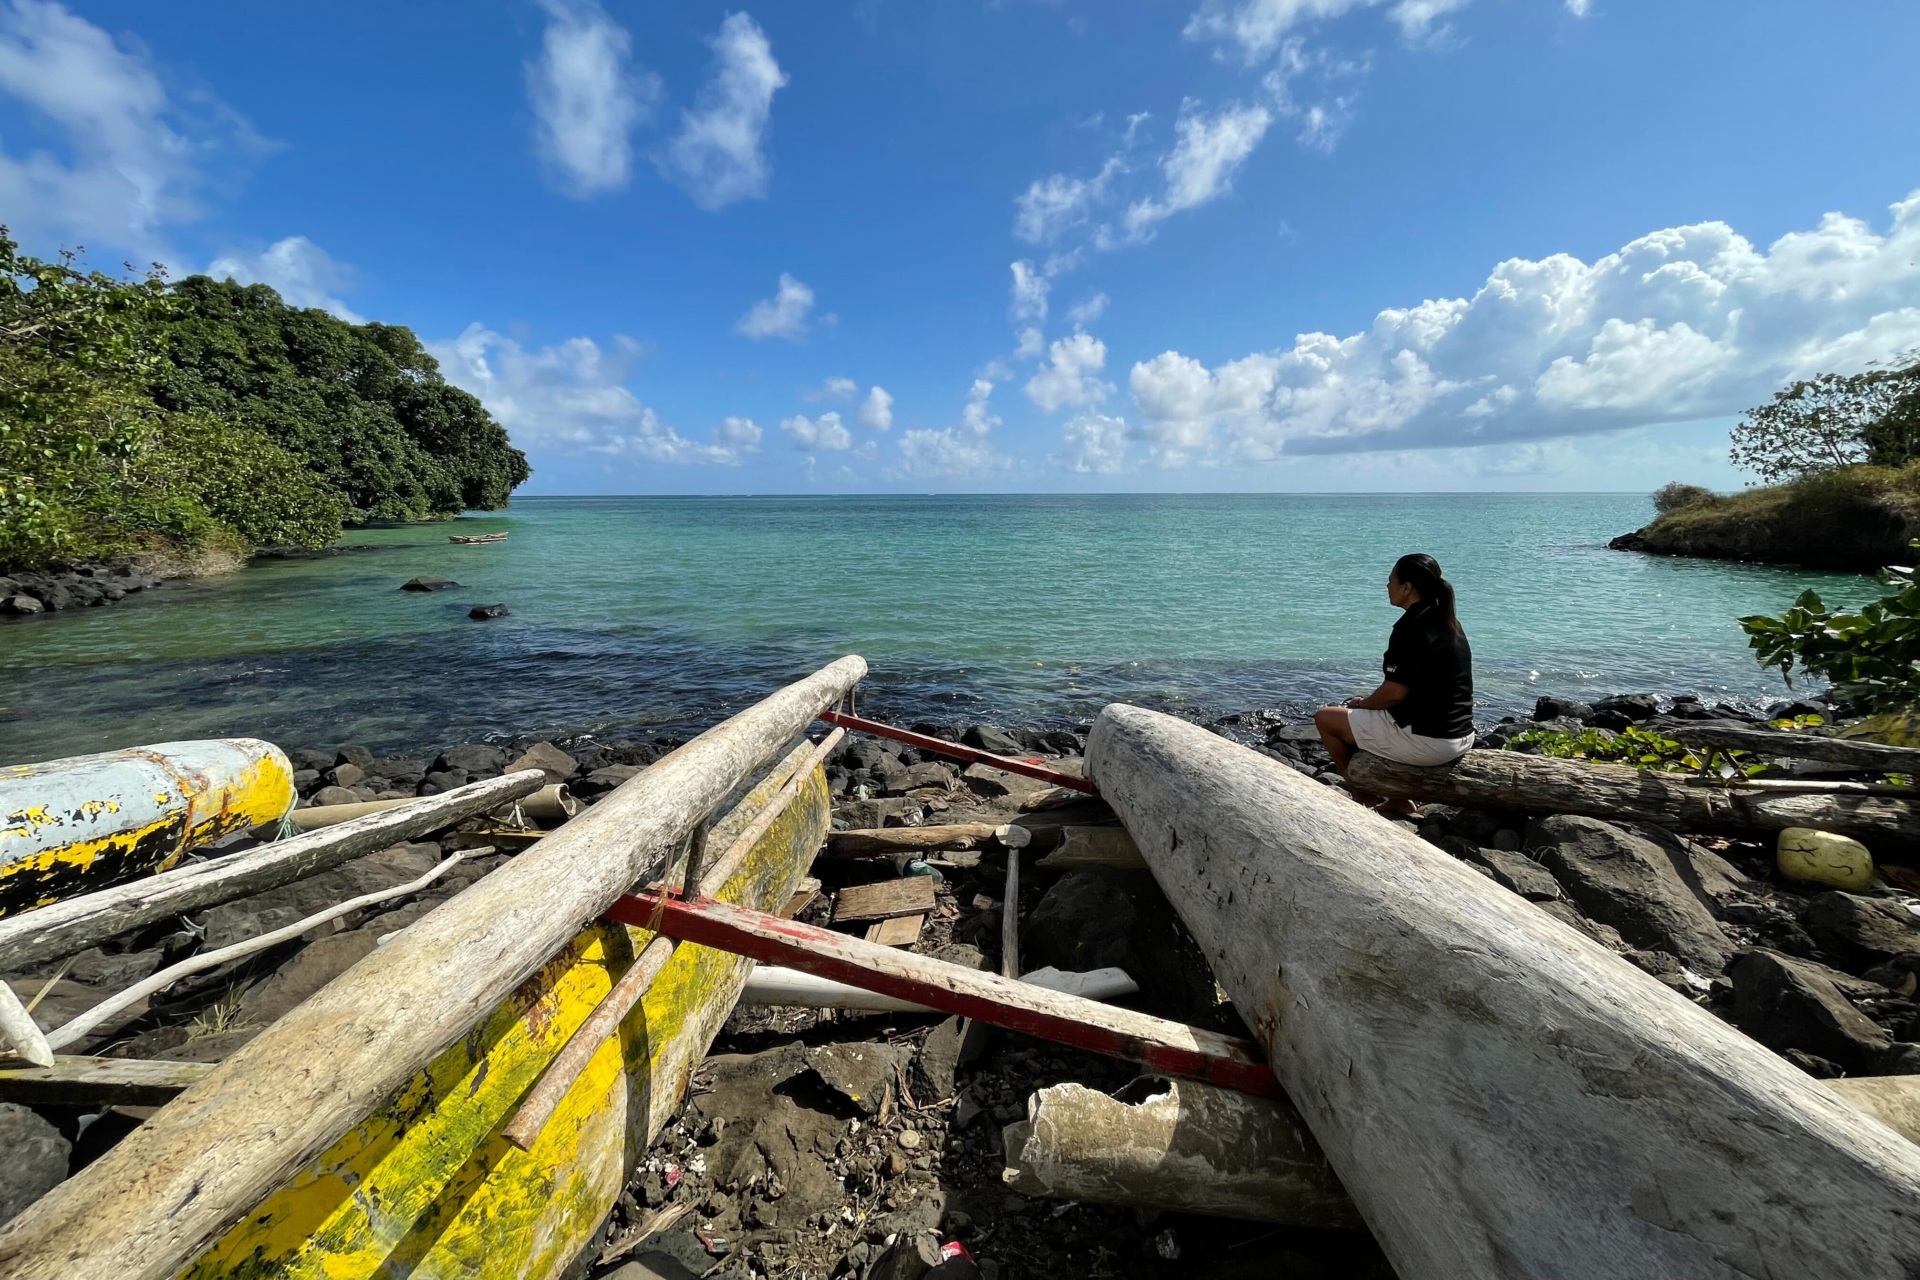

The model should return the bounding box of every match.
[1392,552,1462,636]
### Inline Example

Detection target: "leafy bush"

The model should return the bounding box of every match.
[1730,364,1915,482]
[1505,724,1764,776]
[1652,482,1717,514]
[1741,545,1920,714]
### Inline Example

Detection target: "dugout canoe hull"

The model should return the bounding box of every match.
[0,739,295,917]
[172,741,827,1280]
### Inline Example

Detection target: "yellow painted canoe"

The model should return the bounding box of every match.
[176,740,828,1280]
[0,740,295,918]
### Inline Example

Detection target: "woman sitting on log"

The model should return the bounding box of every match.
[1315,553,1475,816]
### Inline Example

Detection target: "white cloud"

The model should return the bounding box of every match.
[1013,157,1122,245]
[1124,190,1920,467]
[1565,0,1592,14]
[856,385,894,431]
[1066,292,1109,326]
[802,375,857,401]
[1187,0,1585,61]
[206,236,363,322]
[894,379,1013,479]
[1056,411,1131,474]
[735,272,815,341]
[431,323,755,464]
[1122,101,1272,241]
[1026,332,1112,412]
[0,0,266,257]
[1010,260,1050,321]
[781,411,852,451]
[660,12,786,210]
[525,0,657,198]
[1014,326,1045,359]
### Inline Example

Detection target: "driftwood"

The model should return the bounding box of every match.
[1347,748,1920,842]
[1667,721,1920,771]
[833,877,936,923]
[1033,825,1147,870]
[45,853,469,1053]
[824,823,1029,857]
[1002,1077,1361,1229]
[0,656,865,1280]
[0,981,53,1067]
[0,1054,213,1108]
[0,771,543,973]
[1088,704,1920,1280]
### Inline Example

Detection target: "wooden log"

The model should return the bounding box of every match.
[0,770,544,973]
[1087,704,1920,1280]
[1002,850,1020,980]
[834,876,937,923]
[1347,748,1920,842]
[0,981,53,1067]
[0,655,865,1280]
[824,823,1029,857]
[1666,721,1920,771]
[1826,1075,1920,1147]
[0,1055,213,1107]
[1002,1077,1361,1229]
[1033,825,1146,871]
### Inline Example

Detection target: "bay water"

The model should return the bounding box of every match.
[0,494,1878,765]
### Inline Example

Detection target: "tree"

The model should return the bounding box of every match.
[1729,369,1905,481]
[1742,548,1920,714]
[1652,482,1716,514]
[1862,357,1920,468]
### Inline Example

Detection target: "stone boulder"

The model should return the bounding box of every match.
[468,603,510,620]
[0,1103,69,1225]
[434,743,507,775]
[1023,869,1215,1022]
[1527,815,1734,972]
[1465,847,1563,902]
[505,741,576,784]
[1532,695,1594,723]
[1729,948,1892,1071]
[962,724,1025,756]
[1800,892,1920,967]
[1593,693,1660,722]
[399,577,461,592]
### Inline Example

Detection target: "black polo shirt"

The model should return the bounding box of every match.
[1382,600,1474,739]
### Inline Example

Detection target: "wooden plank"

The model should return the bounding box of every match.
[1034,825,1147,871]
[834,876,936,922]
[0,656,866,1280]
[818,710,1099,794]
[603,890,1281,1098]
[0,771,545,973]
[1666,721,1920,771]
[1001,852,1020,980]
[825,823,1028,857]
[781,877,822,918]
[1348,748,1920,841]
[0,1055,212,1108]
[1089,703,1920,1280]
[864,914,923,947]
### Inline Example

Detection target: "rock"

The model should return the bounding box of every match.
[65,945,162,987]
[200,842,442,949]
[1776,828,1874,892]
[399,577,461,592]
[325,762,365,790]
[307,785,362,808]
[805,1042,911,1116]
[1878,1042,1920,1075]
[1528,815,1734,971]
[1465,848,1563,901]
[903,761,959,791]
[291,768,321,794]
[504,741,576,784]
[897,1128,923,1150]
[962,725,1025,755]
[1799,892,1920,965]
[468,603,510,619]
[1593,693,1660,722]
[1721,900,1821,958]
[419,770,468,794]
[335,743,375,770]
[235,929,381,1027]
[870,1233,944,1280]
[837,797,920,829]
[434,743,507,774]
[604,1254,703,1280]
[1729,948,1892,1071]
[575,763,645,798]
[961,763,1046,799]
[0,594,44,616]
[1022,868,1217,1021]
[1532,695,1594,723]
[917,1017,966,1099]
[1534,898,1627,950]
[0,1103,70,1224]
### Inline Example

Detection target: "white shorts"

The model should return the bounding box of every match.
[1349,707,1474,767]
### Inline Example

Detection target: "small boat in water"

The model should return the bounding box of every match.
[449,532,508,544]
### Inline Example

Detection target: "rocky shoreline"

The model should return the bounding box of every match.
[0,564,165,616]
[4,689,1916,1279]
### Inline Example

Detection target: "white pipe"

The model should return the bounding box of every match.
[738,963,1138,1013]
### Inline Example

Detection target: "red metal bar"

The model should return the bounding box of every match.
[606,889,1281,1098]
[818,710,1099,795]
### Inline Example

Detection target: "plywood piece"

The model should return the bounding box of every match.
[834,876,936,922]
[782,877,822,918]
[865,914,924,947]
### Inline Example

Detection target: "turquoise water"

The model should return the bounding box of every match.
[0,494,1878,764]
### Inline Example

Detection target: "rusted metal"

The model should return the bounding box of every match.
[604,890,1282,1098]
[816,710,1098,795]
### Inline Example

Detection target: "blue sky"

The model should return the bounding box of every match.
[4,0,1919,494]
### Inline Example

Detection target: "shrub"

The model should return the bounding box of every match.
[1505,724,1764,777]
[1741,543,1920,714]
[1652,482,1717,514]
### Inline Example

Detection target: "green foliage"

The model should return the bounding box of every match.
[1741,545,1920,714]
[1730,360,1919,482]
[1505,724,1765,776]
[1652,481,1717,514]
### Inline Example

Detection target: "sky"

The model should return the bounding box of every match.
[3,1,1919,495]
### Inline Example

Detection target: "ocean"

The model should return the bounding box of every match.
[0,493,1879,765]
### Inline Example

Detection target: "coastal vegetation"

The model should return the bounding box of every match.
[1742,546,1920,716]
[0,233,527,573]
[1619,358,1920,570]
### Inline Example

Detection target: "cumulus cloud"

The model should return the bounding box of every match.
[1122,101,1272,241]
[1066,292,1110,326]
[525,0,657,198]
[207,236,362,322]
[1186,0,1585,62]
[1124,191,1920,467]
[1010,260,1050,321]
[660,12,786,210]
[1026,332,1112,412]
[894,379,1013,479]
[856,385,894,431]
[735,272,815,340]
[1013,157,1123,245]
[0,0,268,257]
[1056,411,1132,474]
[802,375,858,401]
[781,410,852,451]
[431,323,756,464]
[1014,326,1046,360]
